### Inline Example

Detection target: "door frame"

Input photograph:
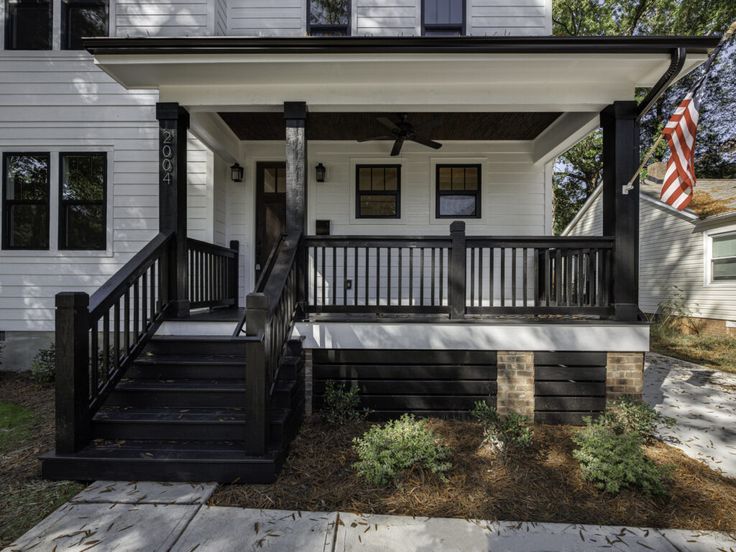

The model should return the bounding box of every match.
[254,161,287,280]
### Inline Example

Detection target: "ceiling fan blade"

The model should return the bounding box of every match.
[390,137,405,157]
[377,117,400,132]
[411,135,443,150]
[357,136,394,142]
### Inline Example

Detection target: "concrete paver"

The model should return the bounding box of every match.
[71,480,216,505]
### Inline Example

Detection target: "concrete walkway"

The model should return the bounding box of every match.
[4,482,736,552]
[644,352,736,478]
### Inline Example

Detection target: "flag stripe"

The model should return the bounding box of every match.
[660,92,699,211]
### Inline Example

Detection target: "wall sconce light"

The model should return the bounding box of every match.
[230,163,244,183]
[315,162,326,183]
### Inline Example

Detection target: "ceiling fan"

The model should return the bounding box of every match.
[358,114,442,156]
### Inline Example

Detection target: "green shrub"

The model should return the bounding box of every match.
[352,414,452,486]
[322,380,367,426]
[31,344,56,384]
[597,396,675,443]
[572,423,669,496]
[472,401,533,457]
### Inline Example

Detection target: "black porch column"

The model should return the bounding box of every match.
[601,101,639,321]
[156,102,190,318]
[284,102,308,235]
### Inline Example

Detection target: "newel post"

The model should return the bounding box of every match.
[449,221,467,319]
[55,292,91,453]
[244,292,269,455]
[156,102,190,318]
[230,240,240,307]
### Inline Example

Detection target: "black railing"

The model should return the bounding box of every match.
[242,232,303,454]
[187,238,239,309]
[55,232,173,453]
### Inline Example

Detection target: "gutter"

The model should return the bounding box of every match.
[636,47,687,121]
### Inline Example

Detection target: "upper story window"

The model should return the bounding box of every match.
[356,165,401,219]
[59,152,107,250]
[2,153,50,250]
[4,0,52,50]
[422,0,464,36]
[308,0,350,36]
[62,0,109,50]
[436,164,481,218]
[712,232,736,281]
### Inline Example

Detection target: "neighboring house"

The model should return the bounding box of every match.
[0,0,717,482]
[564,164,736,336]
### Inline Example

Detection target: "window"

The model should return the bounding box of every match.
[436,164,481,218]
[4,0,52,50]
[422,0,464,36]
[2,153,50,250]
[356,165,400,219]
[59,153,107,250]
[61,0,108,50]
[308,0,350,36]
[712,232,736,281]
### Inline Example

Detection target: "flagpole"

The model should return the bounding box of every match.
[621,20,736,195]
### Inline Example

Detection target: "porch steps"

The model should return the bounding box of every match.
[41,333,304,484]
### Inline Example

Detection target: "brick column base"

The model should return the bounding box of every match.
[606,352,645,401]
[496,352,535,418]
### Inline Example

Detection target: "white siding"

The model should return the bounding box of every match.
[227,0,305,36]
[114,0,213,37]
[355,0,419,36]
[187,135,215,243]
[566,192,736,321]
[469,0,551,36]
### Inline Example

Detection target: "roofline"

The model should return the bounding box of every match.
[84,35,720,57]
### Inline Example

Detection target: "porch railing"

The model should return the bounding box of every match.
[186,238,239,309]
[303,222,614,318]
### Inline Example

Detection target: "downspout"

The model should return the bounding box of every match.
[636,47,687,121]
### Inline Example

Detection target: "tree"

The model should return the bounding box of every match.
[552,0,736,234]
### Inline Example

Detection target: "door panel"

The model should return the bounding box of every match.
[256,162,286,280]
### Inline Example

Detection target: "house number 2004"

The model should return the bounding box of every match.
[161,128,175,186]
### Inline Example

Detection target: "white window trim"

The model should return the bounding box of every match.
[0,145,115,258]
[703,224,736,286]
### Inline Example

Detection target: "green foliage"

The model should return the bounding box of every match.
[322,380,367,425]
[352,414,452,486]
[572,423,670,496]
[0,402,36,454]
[31,344,55,384]
[597,396,675,443]
[472,401,533,457]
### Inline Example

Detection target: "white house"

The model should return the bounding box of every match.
[0,0,717,482]
[564,165,736,335]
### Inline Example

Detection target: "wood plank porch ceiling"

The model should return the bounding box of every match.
[219,112,562,141]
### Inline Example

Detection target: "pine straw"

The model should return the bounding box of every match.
[211,418,736,532]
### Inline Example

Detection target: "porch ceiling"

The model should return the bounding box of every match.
[219,112,562,141]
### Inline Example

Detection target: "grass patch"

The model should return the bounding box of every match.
[651,331,736,374]
[211,417,736,531]
[0,372,84,548]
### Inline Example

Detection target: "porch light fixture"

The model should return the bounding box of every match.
[230,163,244,183]
[315,162,326,183]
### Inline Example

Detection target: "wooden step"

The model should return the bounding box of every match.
[106,379,247,408]
[128,355,246,380]
[144,336,246,356]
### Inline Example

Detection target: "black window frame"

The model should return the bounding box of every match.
[307,0,351,36]
[58,151,108,251]
[61,0,109,51]
[711,231,736,282]
[435,163,481,219]
[421,0,466,36]
[4,0,53,50]
[2,151,51,250]
[355,164,401,219]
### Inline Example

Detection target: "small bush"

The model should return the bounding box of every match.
[322,380,367,425]
[472,401,533,458]
[31,344,55,384]
[352,414,452,486]
[597,396,675,443]
[572,423,669,496]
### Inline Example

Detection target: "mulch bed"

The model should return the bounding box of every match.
[211,417,736,532]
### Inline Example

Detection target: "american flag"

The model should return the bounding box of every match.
[660,92,700,211]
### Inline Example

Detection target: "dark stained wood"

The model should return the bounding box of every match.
[256,162,287,281]
[284,102,307,235]
[219,112,562,141]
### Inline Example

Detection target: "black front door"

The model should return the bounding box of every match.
[255,162,287,280]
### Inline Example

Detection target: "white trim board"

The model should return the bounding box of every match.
[293,322,650,352]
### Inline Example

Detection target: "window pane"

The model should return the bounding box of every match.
[438,167,451,191]
[5,154,49,200]
[6,0,51,50]
[264,168,277,193]
[465,167,479,190]
[63,0,107,50]
[358,167,372,191]
[359,195,397,217]
[714,258,736,281]
[713,234,736,259]
[371,168,385,191]
[439,195,476,217]
[451,167,465,190]
[62,154,105,201]
[6,203,49,248]
[276,168,286,193]
[310,0,349,26]
[62,204,105,249]
[385,168,398,191]
[424,0,463,25]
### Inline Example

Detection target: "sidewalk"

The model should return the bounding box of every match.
[3,482,735,552]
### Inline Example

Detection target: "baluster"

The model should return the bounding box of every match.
[489,248,495,307]
[470,247,475,307]
[398,248,403,306]
[512,248,517,307]
[376,247,381,306]
[565,250,573,307]
[123,290,130,354]
[587,249,595,307]
[113,300,120,371]
[387,247,392,306]
[364,247,369,305]
[332,246,337,306]
[533,248,539,307]
[102,311,110,380]
[500,247,505,307]
[576,249,584,306]
[478,247,483,307]
[141,269,148,329]
[544,249,551,307]
[354,246,359,306]
[150,261,156,320]
[439,247,444,306]
[133,279,140,339]
[342,246,347,306]
[311,246,317,309]
[409,248,414,307]
[91,319,99,393]
[554,249,562,306]
[420,248,425,306]
[321,246,326,307]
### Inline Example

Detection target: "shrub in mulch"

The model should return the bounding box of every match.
[211,416,736,532]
